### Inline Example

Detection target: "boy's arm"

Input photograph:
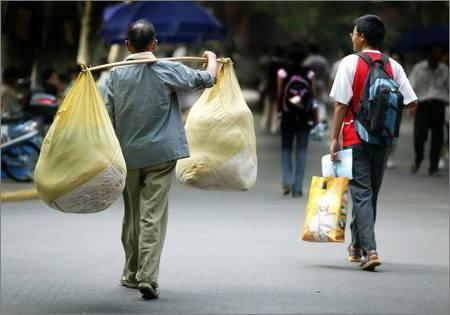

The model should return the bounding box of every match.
[329,102,347,160]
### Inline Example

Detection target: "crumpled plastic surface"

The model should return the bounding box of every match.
[176,60,257,190]
[34,70,126,213]
[302,176,349,242]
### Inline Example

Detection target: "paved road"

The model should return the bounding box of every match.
[1,114,448,315]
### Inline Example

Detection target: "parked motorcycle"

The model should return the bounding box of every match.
[1,117,42,182]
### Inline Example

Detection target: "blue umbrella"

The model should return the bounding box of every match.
[100,1,225,44]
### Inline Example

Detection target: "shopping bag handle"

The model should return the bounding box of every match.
[81,57,232,72]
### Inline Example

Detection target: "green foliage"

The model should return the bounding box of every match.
[206,1,449,57]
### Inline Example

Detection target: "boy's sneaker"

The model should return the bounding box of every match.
[360,250,381,271]
[138,282,159,300]
[120,276,138,289]
[347,244,362,262]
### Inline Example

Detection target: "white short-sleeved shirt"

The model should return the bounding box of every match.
[329,50,417,106]
[408,60,449,103]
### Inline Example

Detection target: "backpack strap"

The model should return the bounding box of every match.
[357,52,390,69]
[356,52,375,68]
[380,54,389,66]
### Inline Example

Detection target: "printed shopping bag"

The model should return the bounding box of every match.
[302,176,349,242]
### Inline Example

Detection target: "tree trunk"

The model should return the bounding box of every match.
[77,1,92,64]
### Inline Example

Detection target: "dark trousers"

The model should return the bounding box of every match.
[414,100,446,173]
[349,143,390,252]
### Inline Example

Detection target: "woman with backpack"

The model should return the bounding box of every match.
[276,42,319,198]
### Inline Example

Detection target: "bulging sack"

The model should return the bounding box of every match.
[34,70,126,213]
[301,176,349,242]
[176,61,257,190]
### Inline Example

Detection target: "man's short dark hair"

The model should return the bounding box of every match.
[127,19,156,51]
[353,14,385,49]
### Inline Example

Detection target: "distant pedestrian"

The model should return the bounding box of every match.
[102,19,217,299]
[1,67,22,119]
[409,45,449,177]
[260,46,287,133]
[41,68,63,98]
[277,42,318,197]
[329,15,417,271]
[303,42,330,127]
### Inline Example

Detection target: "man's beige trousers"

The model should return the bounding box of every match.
[121,161,176,287]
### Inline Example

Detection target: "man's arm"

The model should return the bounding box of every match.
[161,52,217,92]
[329,102,347,160]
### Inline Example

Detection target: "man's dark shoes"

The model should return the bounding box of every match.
[120,276,138,289]
[360,250,381,271]
[347,244,362,262]
[138,282,159,300]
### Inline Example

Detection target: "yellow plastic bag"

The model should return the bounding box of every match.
[176,60,257,190]
[34,70,126,213]
[301,176,349,242]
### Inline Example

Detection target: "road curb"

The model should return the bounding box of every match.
[1,188,40,202]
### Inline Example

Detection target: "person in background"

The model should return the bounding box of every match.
[102,19,217,300]
[61,66,80,97]
[260,46,287,133]
[41,68,63,98]
[277,42,318,198]
[303,41,330,128]
[1,67,22,119]
[329,14,417,271]
[409,45,449,177]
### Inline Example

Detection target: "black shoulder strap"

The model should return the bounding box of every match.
[356,52,375,68]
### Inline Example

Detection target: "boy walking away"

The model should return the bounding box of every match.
[277,42,318,198]
[102,20,217,299]
[329,15,417,271]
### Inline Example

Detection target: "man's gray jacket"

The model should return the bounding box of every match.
[102,52,214,170]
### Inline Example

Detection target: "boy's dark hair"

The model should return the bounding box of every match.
[353,14,385,49]
[287,42,308,64]
[127,19,156,51]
